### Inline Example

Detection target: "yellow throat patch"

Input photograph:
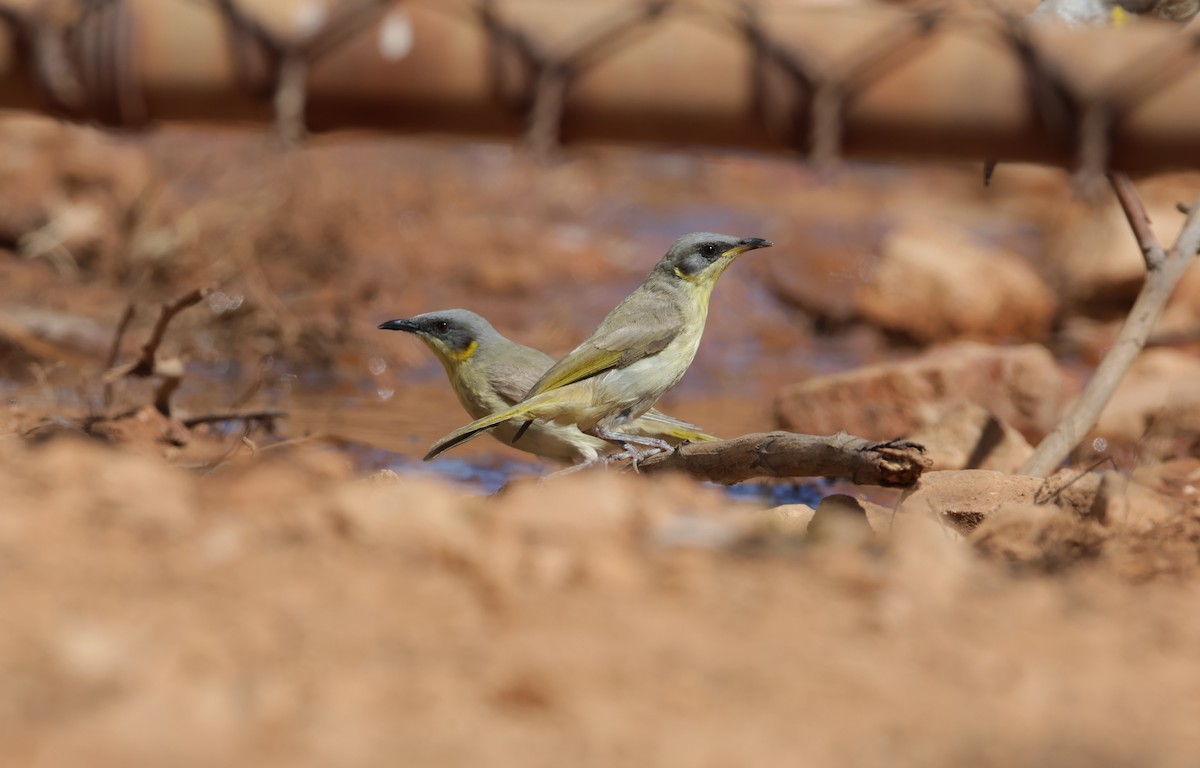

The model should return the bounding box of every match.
[448,340,478,362]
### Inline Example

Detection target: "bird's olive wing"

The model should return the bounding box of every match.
[524,345,629,397]
[491,359,546,405]
[478,341,554,405]
[525,303,681,397]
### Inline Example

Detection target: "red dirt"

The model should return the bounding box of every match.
[2,439,1200,767]
[3,117,1200,766]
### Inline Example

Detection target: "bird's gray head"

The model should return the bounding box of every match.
[378,309,498,361]
[655,232,772,284]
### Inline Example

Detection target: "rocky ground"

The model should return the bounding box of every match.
[2,114,1200,766]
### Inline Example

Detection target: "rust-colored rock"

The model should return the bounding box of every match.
[0,115,151,275]
[1093,459,1200,532]
[899,469,1048,533]
[854,219,1057,343]
[907,402,1033,473]
[0,116,71,241]
[775,342,1071,442]
[1044,177,1195,317]
[761,234,872,324]
[970,503,1107,571]
[1168,261,1200,328]
[1092,348,1200,460]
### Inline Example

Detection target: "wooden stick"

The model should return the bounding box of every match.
[1110,171,1165,269]
[636,431,929,488]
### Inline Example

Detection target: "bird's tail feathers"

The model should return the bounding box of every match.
[636,409,719,444]
[423,402,535,461]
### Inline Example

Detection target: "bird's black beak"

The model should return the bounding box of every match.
[378,318,421,333]
[738,237,772,250]
[722,237,773,259]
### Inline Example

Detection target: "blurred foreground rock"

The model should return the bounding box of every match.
[2,436,1200,767]
[775,342,1070,442]
[971,458,1200,577]
[805,494,877,544]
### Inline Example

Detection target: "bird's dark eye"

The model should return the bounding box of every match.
[435,321,449,333]
[701,243,719,259]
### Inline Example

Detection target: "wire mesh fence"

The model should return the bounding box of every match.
[0,0,1198,175]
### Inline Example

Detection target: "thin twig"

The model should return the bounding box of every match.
[104,303,136,371]
[126,286,212,378]
[102,302,136,408]
[1110,171,1165,269]
[1020,190,1200,477]
[96,286,213,417]
[635,431,929,488]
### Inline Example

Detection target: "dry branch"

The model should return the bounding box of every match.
[102,302,136,408]
[20,287,285,452]
[113,286,211,380]
[1020,188,1200,477]
[102,286,212,417]
[636,432,930,488]
[104,303,136,371]
[1110,172,1165,268]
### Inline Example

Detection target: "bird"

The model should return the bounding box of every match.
[423,232,772,464]
[1029,0,1196,26]
[378,308,718,465]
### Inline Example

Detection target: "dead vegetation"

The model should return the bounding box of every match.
[17,284,283,460]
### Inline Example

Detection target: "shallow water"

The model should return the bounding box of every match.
[333,436,830,503]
